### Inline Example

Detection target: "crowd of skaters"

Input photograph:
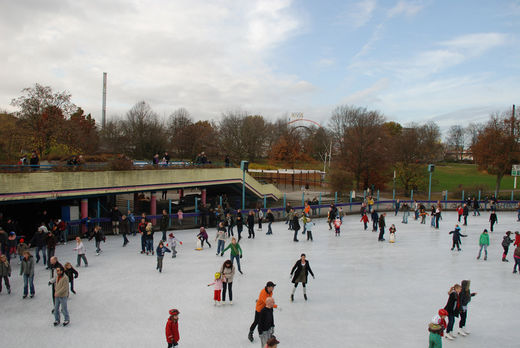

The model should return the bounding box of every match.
[2,193,520,347]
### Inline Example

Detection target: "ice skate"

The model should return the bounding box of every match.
[304,294,307,301]
[462,327,470,334]
[291,294,294,302]
[229,301,233,305]
[54,321,60,326]
[458,328,467,336]
[445,333,454,340]
[63,321,70,326]
[248,331,254,342]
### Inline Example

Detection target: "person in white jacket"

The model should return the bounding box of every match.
[73,237,88,267]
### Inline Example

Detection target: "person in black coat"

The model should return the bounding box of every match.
[449,225,467,251]
[247,211,255,239]
[444,284,462,339]
[292,213,300,242]
[236,210,243,241]
[120,215,130,247]
[63,262,79,294]
[110,207,122,235]
[371,210,379,232]
[462,204,469,225]
[458,280,476,336]
[290,253,314,301]
[489,210,498,232]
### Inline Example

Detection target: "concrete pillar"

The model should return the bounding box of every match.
[179,189,184,199]
[201,189,207,206]
[151,192,157,224]
[81,198,88,235]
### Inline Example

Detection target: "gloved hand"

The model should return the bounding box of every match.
[240,255,242,259]
[220,253,224,256]
[173,341,178,346]
[179,242,183,245]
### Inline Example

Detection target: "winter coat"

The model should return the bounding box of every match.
[89,229,105,243]
[489,213,498,223]
[360,215,369,223]
[17,242,29,256]
[257,210,264,220]
[290,260,314,284]
[0,260,11,277]
[73,242,86,255]
[371,211,378,222]
[515,234,520,246]
[165,318,180,344]
[258,307,274,335]
[463,206,469,216]
[20,256,35,276]
[255,288,277,312]
[160,214,170,230]
[378,215,386,228]
[514,246,520,259]
[266,213,274,223]
[156,245,171,257]
[444,291,461,317]
[120,219,130,235]
[460,280,476,308]
[29,231,46,248]
[292,216,300,230]
[167,236,180,248]
[220,264,235,283]
[53,274,69,297]
[215,229,227,242]
[305,221,315,231]
[110,209,122,222]
[473,200,480,209]
[209,279,223,290]
[479,233,490,246]
[236,214,243,227]
[222,242,242,257]
[449,228,467,242]
[197,228,208,239]
[502,235,514,248]
[247,214,255,228]
[64,267,78,283]
[429,332,442,348]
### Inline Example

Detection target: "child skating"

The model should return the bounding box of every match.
[207,272,223,305]
[197,226,211,249]
[334,217,342,236]
[389,224,396,243]
[167,233,182,258]
[73,237,88,267]
[502,231,514,262]
[360,213,369,230]
[305,218,315,241]
[449,225,467,251]
[156,241,171,273]
[513,244,520,274]
[63,262,78,294]
[165,308,180,347]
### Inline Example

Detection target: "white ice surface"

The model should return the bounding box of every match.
[2,211,520,348]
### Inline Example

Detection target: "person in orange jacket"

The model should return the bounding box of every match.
[165,308,180,347]
[248,281,277,342]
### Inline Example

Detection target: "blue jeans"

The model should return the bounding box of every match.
[145,239,153,252]
[23,274,35,296]
[231,254,242,272]
[267,222,272,234]
[477,244,488,259]
[36,246,47,265]
[227,225,234,237]
[402,212,409,223]
[60,228,69,243]
[54,297,70,322]
[217,240,225,254]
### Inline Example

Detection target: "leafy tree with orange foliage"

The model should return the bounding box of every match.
[472,109,520,195]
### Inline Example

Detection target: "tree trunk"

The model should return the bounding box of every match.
[495,173,503,198]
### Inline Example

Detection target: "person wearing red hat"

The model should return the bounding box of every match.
[165,309,180,347]
[16,238,29,263]
[431,309,448,337]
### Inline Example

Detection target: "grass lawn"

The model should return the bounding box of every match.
[431,163,515,192]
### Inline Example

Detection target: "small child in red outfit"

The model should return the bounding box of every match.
[360,213,369,230]
[207,272,223,306]
[165,308,180,347]
[334,217,342,236]
[431,308,448,337]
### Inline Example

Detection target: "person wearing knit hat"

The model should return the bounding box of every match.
[165,309,180,347]
[431,309,448,337]
[428,323,443,348]
[502,231,514,262]
[16,238,29,263]
[449,225,466,251]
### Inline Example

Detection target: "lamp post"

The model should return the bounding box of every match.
[241,160,249,210]
[428,164,435,201]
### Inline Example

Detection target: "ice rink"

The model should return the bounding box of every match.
[2,211,519,348]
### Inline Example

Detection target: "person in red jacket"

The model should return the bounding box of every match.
[165,309,180,347]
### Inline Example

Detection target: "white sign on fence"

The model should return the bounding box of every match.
[512,164,520,176]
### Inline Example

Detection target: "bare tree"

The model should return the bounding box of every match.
[446,125,466,161]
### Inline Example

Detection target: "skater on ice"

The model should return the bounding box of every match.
[449,225,466,251]
[249,281,277,342]
[476,229,489,260]
[0,254,11,294]
[73,237,88,267]
[63,262,78,294]
[221,237,243,274]
[167,233,182,258]
[156,241,171,273]
[50,266,70,326]
[502,231,514,262]
[220,259,235,304]
[458,280,476,337]
[207,272,223,306]
[165,309,180,347]
[290,253,314,302]
[443,283,462,340]
[197,226,211,249]
[389,224,396,243]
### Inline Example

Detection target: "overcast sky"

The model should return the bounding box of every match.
[1,0,519,131]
